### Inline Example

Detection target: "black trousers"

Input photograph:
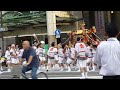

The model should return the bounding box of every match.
[103,75,120,79]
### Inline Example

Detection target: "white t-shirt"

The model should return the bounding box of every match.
[87,46,92,57]
[94,38,120,75]
[70,47,76,59]
[58,48,64,57]
[36,48,45,56]
[5,50,11,60]
[10,48,17,58]
[92,48,96,57]
[54,48,58,55]
[19,49,24,58]
[10,48,19,64]
[65,48,70,57]
[32,46,37,51]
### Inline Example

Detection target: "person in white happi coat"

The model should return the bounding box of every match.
[36,43,46,69]
[91,44,97,71]
[58,44,65,71]
[86,42,92,71]
[75,37,88,78]
[5,46,11,72]
[94,23,120,79]
[47,42,56,69]
[66,44,76,71]
[10,44,19,64]
[64,45,70,68]
[54,46,59,68]
[18,47,25,67]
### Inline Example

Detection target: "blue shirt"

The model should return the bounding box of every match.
[22,47,39,67]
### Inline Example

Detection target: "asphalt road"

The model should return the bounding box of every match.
[0,68,102,79]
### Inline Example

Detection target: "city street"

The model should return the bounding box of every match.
[0,67,102,79]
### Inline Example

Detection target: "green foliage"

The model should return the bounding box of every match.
[1,11,79,28]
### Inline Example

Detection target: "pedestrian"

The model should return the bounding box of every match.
[15,44,19,52]
[54,45,59,68]
[91,44,97,71]
[10,44,19,64]
[47,42,56,70]
[20,41,39,79]
[94,23,120,79]
[64,45,70,69]
[5,46,11,72]
[18,47,24,64]
[58,44,65,71]
[36,43,46,69]
[66,44,76,71]
[86,42,92,71]
[75,37,88,78]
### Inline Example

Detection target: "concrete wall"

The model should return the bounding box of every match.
[4,37,16,50]
[2,23,76,49]
[0,38,2,49]
[3,24,76,37]
[3,26,47,37]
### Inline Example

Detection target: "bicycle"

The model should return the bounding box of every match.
[11,64,48,79]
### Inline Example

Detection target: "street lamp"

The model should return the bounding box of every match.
[111,11,113,14]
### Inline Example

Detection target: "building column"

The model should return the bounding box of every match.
[72,11,83,30]
[107,11,111,23]
[46,11,57,47]
[95,11,105,39]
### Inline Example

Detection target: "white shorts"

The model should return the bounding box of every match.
[6,60,11,64]
[39,56,46,61]
[77,60,87,68]
[66,57,73,64]
[92,57,95,62]
[87,58,92,63]
[11,58,19,64]
[54,55,59,61]
[48,58,55,64]
[58,57,64,64]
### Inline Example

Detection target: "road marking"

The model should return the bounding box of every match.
[48,76,103,79]
[36,76,103,79]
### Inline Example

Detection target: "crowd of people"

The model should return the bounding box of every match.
[0,35,102,78]
[0,23,120,79]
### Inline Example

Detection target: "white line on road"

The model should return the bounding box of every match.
[36,76,103,79]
